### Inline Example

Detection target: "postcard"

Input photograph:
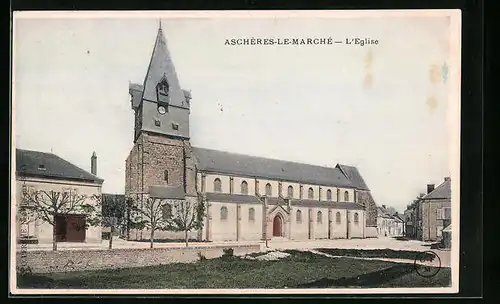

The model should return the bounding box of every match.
[10,10,461,295]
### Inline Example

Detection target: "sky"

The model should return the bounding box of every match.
[12,11,460,213]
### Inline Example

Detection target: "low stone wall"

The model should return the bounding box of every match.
[16,244,261,274]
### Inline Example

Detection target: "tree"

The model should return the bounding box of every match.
[100,194,127,249]
[165,192,206,248]
[20,185,102,251]
[128,194,171,249]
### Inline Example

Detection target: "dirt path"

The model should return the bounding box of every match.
[303,248,448,268]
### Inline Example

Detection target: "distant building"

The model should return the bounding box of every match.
[376,205,403,237]
[419,177,452,242]
[403,207,416,238]
[392,213,405,236]
[15,149,103,244]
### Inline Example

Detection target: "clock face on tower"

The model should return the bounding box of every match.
[158,106,166,115]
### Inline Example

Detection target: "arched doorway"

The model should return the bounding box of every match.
[273,215,283,237]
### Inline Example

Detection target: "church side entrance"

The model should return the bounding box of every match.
[273,215,283,237]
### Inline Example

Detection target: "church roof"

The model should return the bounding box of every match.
[336,164,370,190]
[192,147,368,190]
[141,26,188,109]
[16,149,103,184]
[149,185,186,199]
[421,178,451,200]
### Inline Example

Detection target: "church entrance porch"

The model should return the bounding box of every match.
[272,215,283,237]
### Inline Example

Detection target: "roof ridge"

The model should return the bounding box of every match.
[51,153,101,179]
[16,148,55,156]
[192,146,341,171]
[422,178,451,199]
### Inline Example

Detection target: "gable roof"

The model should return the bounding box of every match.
[392,214,404,222]
[442,224,452,232]
[16,149,103,184]
[336,164,370,190]
[422,178,451,200]
[191,147,367,190]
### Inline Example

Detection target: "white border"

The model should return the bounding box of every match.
[10,9,462,295]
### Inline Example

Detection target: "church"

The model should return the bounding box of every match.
[124,24,379,242]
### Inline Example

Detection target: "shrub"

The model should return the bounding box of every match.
[222,248,234,260]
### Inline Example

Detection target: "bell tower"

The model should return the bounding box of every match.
[125,22,197,210]
[129,23,192,141]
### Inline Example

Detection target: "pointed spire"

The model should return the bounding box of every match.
[141,22,186,108]
[159,18,162,31]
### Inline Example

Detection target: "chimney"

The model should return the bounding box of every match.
[427,184,435,194]
[444,177,451,182]
[91,152,97,175]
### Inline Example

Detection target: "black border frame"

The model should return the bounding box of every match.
[7,0,483,299]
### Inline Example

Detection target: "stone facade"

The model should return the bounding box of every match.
[125,133,193,196]
[356,190,377,227]
[17,244,261,274]
[420,199,451,242]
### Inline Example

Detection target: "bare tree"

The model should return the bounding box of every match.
[20,185,102,251]
[128,195,171,249]
[165,192,206,248]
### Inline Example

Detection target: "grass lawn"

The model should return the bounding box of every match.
[17,250,451,289]
[314,248,437,261]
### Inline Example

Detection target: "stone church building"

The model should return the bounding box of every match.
[125,25,378,242]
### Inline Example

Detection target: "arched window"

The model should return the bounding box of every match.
[162,204,172,220]
[287,185,294,198]
[336,212,341,224]
[354,212,359,224]
[249,208,255,221]
[241,181,248,195]
[344,191,350,202]
[296,210,302,223]
[265,183,272,196]
[326,189,332,201]
[308,187,314,199]
[317,211,323,224]
[220,206,228,220]
[163,170,169,183]
[214,178,222,192]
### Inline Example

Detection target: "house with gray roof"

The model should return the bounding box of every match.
[16,149,103,245]
[419,177,452,242]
